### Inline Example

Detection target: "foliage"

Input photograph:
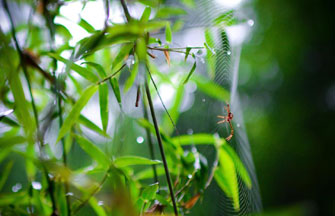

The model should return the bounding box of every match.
[0,0,252,215]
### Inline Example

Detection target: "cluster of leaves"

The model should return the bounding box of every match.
[0,0,251,215]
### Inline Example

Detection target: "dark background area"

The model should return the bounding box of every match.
[241,0,334,214]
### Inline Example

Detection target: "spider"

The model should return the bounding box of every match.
[217,104,234,141]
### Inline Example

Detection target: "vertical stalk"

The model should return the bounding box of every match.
[142,91,158,183]
[144,80,178,216]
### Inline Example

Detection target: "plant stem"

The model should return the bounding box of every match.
[142,91,158,183]
[144,80,178,216]
[120,0,131,22]
[97,63,126,85]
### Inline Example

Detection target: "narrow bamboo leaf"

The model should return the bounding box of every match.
[112,43,133,69]
[0,136,26,147]
[141,183,158,202]
[140,7,151,22]
[124,60,139,93]
[48,53,98,82]
[181,0,195,7]
[171,134,217,146]
[183,61,197,84]
[0,109,13,119]
[81,62,106,78]
[8,70,35,140]
[89,197,107,216]
[0,148,11,164]
[222,144,252,189]
[214,10,234,25]
[78,115,109,137]
[99,83,109,132]
[57,85,99,142]
[205,28,215,48]
[74,134,110,169]
[68,73,83,94]
[215,148,240,210]
[192,75,230,101]
[165,22,172,44]
[136,37,147,62]
[79,18,95,33]
[134,166,165,180]
[184,47,191,61]
[0,116,20,127]
[55,183,68,216]
[172,20,184,32]
[75,31,105,59]
[156,7,187,18]
[55,24,72,40]
[113,156,161,168]
[163,50,170,65]
[0,161,13,191]
[110,78,122,105]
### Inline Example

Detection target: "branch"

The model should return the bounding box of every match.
[145,79,179,216]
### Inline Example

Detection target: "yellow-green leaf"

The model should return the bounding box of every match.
[183,61,197,84]
[165,22,172,44]
[215,148,240,211]
[140,7,151,22]
[114,156,161,168]
[99,83,109,132]
[74,134,110,169]
[57,85,99,142]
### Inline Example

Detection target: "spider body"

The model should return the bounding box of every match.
[217,104,234,141]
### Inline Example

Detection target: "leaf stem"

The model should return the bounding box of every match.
[144,79,179,216]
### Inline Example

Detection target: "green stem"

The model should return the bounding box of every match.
[144,80,179,216]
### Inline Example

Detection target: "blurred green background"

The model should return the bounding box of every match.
[240,0,334,214]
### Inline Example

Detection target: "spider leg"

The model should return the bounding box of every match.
[225,121,234,141]
[217,120,226,124]
[217,115,226,119]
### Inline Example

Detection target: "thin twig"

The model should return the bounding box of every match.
[145,80,179,216]
[97,63,126,85]
[120,0,131,22]
[72,168,110,215]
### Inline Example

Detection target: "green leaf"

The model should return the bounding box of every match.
[74,134,110,169]
[78,115,109,137]
[0,136,26,148]
[184,47,191,61]
[222,144,252,189]
[134,166,165,180]
[205,28,215,48]
[172,20,184,32]
[99,83,109,132]
[140,7,151,22]
[110,77,122,105]
[75,30,105,59]
[89,197,107,216]
[8,70,35,141]
[136,37,147,62]
[183,61,197,84]
[0,161,13,191]
[113,156,161,168]
[57,85,99,142]
[124,60,139,93]
[215,148,240,211]
[156,7,187,19]
[79,18,95,33]
[55,24,72,40]
[191,75,230,102]
[141,183,158,202]
[47,53,98,82]
[171,133,217,146]
[214,10,234,26]
[112,43,133,70]
[181,0,195,7]
[165,22,172,44]
[81,62,107,78]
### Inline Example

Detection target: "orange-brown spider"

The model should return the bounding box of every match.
[217,104,234,141]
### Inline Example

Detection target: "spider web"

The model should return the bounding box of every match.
[165,0,263,215]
